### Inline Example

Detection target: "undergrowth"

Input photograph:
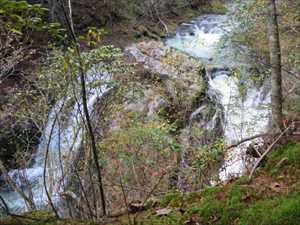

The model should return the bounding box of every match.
[1,142,300,225]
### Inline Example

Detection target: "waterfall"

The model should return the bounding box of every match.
[166,14,271,181]
[0,68,112,212]
[0,11,272,214]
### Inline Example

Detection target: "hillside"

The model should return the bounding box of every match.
[0,0,299,224]
[1,141,300,224]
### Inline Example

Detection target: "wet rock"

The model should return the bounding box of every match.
[189,103,224,145]
[126,42,214,148]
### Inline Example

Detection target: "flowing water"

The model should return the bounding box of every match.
[1,13,271,213]
[0,69,112,212]
[166,14,271,181]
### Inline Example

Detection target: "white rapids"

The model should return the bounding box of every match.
[1,68,112,212]
[166,14,270,181]
[1,13,271,214]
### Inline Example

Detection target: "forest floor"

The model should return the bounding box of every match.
[1,141,300,225]
[2,2,300,225]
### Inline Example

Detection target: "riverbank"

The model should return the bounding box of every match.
[93,1,227,48]
[1,141,299,225]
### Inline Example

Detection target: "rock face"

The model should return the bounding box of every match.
[98,41,224,194]
[125,41,223,143]
[125,41,205,114]
[91,41,214,202]
[125,41,203,94]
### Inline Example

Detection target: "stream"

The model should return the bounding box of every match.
[0,13,271,213]
[0,69,112,212]
[166,14,270,180]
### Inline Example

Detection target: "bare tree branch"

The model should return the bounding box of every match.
[119,177,132,225]
[249,126,291,179]
[226,133,268,150]
[43,108,61,218]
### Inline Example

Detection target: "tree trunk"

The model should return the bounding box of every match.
[48,0,57,22]
[268,0,283,131]
[67,0,74,33]
[57,0,107,216]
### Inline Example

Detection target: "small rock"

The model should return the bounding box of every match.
[147,96,168,117]
[156,207,172,216]
[128,201,145,213]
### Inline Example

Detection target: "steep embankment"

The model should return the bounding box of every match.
[1,142,300,225]
[134,142,300,225]
[0,1,227,214]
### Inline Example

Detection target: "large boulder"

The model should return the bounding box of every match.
[125,41,205,113]
[125,41,223,139]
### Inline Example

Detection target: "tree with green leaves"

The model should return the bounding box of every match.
[0,0,62,80]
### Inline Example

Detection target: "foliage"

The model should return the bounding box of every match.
[98,110,181,209]
[79,27,108,48]
[0,0,62,79]
[176,137,225,189]
[0,26,133,218]
[67,0,226,36]
[209,0,227,13]
[7,140,299,225]
[129,142,300,225]
[35,28,129,107]
[13,28,131,156]
[0,0,62,36]
[228,0,300,108]
[192,138,224,174]
[100,112,179,153]
[72,0,212,24]
[0,0,46,35]
[0,1,64,167]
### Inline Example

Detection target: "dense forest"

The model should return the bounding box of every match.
[0,0,299,224]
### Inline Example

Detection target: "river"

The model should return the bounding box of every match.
[0,12,271,214]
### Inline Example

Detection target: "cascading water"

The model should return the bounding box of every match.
[166,14,271,181]
[0,68,112,212]
[0,11,272,215]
